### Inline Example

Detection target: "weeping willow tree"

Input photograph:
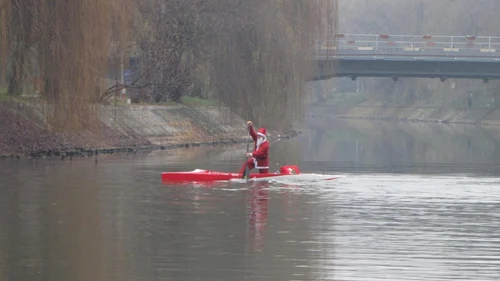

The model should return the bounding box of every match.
[203,0,337,129]
[127,0,338,130]
[1,0,337,133]
[0,0,132,132]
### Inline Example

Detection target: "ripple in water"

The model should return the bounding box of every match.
[299,174,500,281]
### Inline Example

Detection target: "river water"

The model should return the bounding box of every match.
[1,119,500,281]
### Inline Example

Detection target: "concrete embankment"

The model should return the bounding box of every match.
[309,98,500,127]
[0,103,288,159]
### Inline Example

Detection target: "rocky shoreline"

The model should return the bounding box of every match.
[0,139,244,160]
[1,131,301,160]
[0,102,301,160]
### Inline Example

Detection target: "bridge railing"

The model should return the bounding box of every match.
[315,34,500,56]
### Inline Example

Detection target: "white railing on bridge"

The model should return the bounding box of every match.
[316,34,500,54]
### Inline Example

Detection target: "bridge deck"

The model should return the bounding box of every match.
[312,34,500,81]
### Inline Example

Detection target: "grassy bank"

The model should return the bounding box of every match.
[155,96,218,107]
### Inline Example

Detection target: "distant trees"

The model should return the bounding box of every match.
[337,0,500,103]
[339,0,500,35]
[0,0,338,131]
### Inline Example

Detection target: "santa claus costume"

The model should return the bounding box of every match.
[239,126,269,175]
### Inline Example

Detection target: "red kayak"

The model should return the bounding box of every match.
[161,165,343,183]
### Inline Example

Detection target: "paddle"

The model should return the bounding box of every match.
[243,126,251,180]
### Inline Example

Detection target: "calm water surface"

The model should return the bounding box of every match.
[1,120,500,281]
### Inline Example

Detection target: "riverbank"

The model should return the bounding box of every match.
[308,90,500,127]
[0,102,298,159]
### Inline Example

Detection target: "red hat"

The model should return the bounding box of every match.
[257,128,266,138]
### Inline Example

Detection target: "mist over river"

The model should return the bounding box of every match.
[1,120,500,281]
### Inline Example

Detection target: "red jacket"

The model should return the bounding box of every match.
[249,126,269,169]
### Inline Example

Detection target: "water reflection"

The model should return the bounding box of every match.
[298,118,500,175]
[2,120,500,280]
[245,183,269,252]
[0,160,114,281]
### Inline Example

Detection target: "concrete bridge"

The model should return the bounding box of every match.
[312,34,500,82]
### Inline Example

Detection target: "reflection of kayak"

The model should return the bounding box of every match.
[161,165,344,183]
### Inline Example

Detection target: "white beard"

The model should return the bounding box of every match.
[256,137,266,149]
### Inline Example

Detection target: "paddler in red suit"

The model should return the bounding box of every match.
[239,121,269,176]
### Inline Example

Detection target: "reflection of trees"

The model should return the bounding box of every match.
[480,128,500,162]
[269,140,302,171]
[245,183,269,252]
[40,164,108,281]
[244,182,323,279]
[1,152,335,280]
[305,129,327,160]
[0,164,21,281]
[301,119,500,170]
[0,161,112,281]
